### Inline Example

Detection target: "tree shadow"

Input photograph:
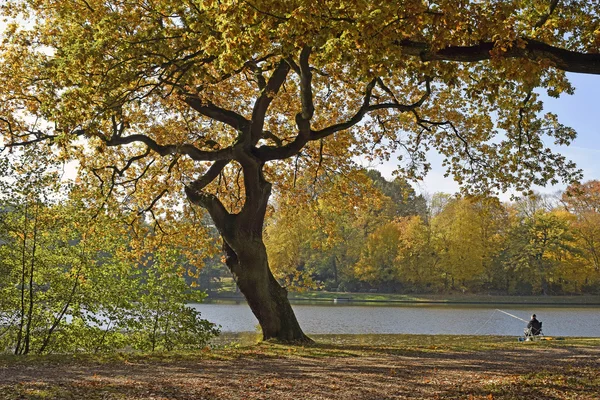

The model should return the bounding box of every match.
[1,344,598,399]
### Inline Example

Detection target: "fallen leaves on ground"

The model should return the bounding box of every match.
[0,337,598,399]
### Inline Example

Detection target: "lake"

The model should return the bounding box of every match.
[190,301,600,337]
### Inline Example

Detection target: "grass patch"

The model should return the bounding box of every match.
[207,289,600,305]
[1,335,598,366]
[286,291,600,304]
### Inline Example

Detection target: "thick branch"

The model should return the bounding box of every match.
[184,160,231,228]
[254,78,376,161]
[185,190,230,230]
[396,37,600,75]
[250,60,290,144]
[256,77,432,161]
[261,130,283,147]
[189,159,230,191]
[105,134,234,161]
[298,46,315,120]
[183,96,250,130]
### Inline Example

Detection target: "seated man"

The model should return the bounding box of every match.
[524,314,542,338]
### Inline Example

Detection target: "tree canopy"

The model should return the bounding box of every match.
[1,0,599,341]
[2,1,598,192]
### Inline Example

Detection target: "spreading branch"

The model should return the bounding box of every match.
[311,78,378,140]
[255,77,433,161]
[396,37,600,75]
[105,133,234,161]
[139,188,168,216]
[188,159,231,192]
[184,160,232,228]
[2,128,86,148]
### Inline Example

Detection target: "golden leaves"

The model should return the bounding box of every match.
[0,0,594,274]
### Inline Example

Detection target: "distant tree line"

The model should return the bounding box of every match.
[261,171,600,296]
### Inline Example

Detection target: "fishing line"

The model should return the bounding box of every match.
[473,309,498,335]
[474,309,527,335]
[495,309,528,323]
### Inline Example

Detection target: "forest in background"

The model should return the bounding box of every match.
[202,170,600,297]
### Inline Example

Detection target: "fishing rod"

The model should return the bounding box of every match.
[495,309,528,323]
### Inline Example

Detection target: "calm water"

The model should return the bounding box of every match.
[190,302,600,337]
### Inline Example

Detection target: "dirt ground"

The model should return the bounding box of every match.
[1,342,599,399]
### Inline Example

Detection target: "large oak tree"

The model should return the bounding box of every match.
[1,0,599,342]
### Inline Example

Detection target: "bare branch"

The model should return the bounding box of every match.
[139,188,168,215]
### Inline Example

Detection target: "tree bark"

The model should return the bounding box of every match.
[186,154,312,343]
[15,202,28,355]
[23,205,39,355]
[222,240,311,342]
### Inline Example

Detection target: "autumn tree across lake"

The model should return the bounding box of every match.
[263,180,600,296]
[1,1,599,342]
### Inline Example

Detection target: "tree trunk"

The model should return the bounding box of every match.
[186,154,312,343]
[15,203,28,355]
[23,206,39,355]
[332,255,338,287]
[223,240,311,343]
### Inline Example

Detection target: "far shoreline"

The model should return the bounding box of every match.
[204,291,600,306]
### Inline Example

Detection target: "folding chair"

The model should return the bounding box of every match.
[524,321,543,341]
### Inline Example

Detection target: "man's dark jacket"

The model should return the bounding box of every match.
[527,318,542,335]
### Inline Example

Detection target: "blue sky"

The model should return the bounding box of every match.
[375,72,600,199]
